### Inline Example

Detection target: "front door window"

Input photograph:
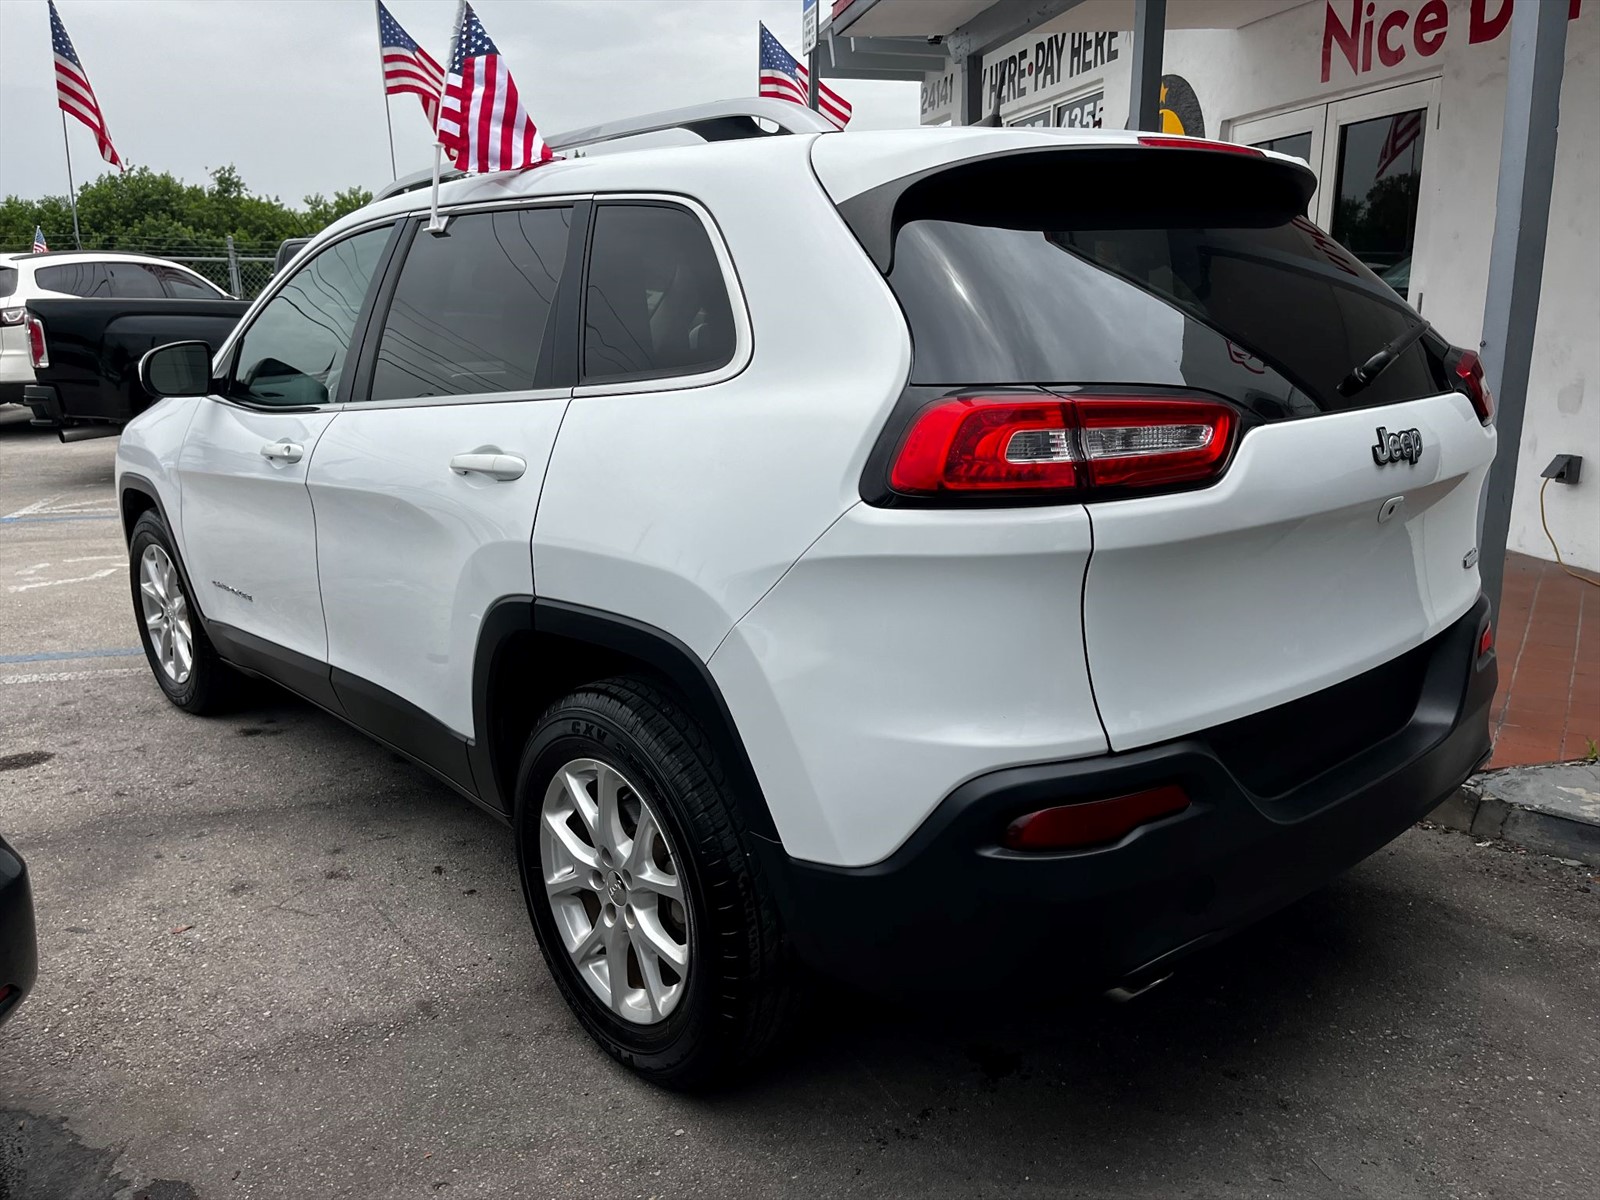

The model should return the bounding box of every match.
[228,226,391,407]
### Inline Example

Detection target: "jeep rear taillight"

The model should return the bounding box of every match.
[1453,349,1494,425]
[25,316,47,370]
[888,395,1235,501]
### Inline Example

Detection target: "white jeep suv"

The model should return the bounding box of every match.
[116,102,1499,1087]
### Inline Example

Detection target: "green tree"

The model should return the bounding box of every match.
[0,166,372,257]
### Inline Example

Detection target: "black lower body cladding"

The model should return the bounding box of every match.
[773,596,1496,998]
[0,834,38,1026]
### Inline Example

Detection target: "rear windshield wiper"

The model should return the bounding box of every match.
[1337,319,1431,397]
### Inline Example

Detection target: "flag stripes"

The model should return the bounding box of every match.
[757,23,851,130]
[377,1,446,126]
[49,0,122,170]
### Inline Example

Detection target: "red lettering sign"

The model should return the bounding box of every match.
[1468,0,1513,44]
[1377,8,1409,66]
[1322,0,1362,82]
[1415,0,1448,55]
[1324,0,1581,81]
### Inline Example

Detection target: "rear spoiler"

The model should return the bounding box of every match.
[833,145,1318,274]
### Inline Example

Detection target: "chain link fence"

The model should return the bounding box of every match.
[152,236,277,300]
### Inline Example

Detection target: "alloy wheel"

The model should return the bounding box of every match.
[138,544,193,686]
[539,758,690,1025]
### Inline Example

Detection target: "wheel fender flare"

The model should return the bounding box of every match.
[119,472,210,627]
[470,597,783,846]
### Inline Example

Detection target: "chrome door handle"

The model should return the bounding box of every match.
[449,452,526,481]
[260,441,304,463]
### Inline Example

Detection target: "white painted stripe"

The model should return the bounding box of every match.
[487,60,508,170]
[2,668,142,685]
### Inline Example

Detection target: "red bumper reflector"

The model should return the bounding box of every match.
[1002,785,1191,852]
[1478,623,1494,660]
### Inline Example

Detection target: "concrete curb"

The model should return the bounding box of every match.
[1430,764,1600,866]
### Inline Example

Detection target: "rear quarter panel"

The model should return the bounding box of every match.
[532,140,914,659]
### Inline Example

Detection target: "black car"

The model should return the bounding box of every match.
[0,832,37,1026]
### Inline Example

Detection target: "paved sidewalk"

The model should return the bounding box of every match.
[1489,552,1600,768]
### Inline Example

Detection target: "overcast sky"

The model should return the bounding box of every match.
[0,0,920,205]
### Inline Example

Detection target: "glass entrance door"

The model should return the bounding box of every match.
[1230,78,1439,307]
[1319,80,1437,303]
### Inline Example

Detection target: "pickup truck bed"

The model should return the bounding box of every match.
[23,297,248,434]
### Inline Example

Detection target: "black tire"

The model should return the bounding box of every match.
[514,675,793,1089]
[128,511,239,715]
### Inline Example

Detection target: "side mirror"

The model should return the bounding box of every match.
[139,341,214,399]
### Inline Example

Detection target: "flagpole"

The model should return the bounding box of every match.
[374,0,397,181]
[427,144,446,233]
[428,0,465,235]
[59,109,82,249]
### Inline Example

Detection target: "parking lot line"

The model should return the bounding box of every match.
[0,515,120,524]
[0,648,142,664]
[2,668,143,685]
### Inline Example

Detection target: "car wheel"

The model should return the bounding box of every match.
[128,511,237,714]
[514,676,793,1088]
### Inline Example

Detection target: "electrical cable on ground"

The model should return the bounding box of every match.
[1538,477,1600,589]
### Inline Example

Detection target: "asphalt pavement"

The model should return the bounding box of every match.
[1,412,1596,1200]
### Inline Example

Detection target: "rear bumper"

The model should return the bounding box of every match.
[0,836,38,1026]
[772,595,1496,997]
[22,383,62,427]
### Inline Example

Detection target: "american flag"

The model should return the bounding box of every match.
[49,0,122,170]
[32,226,48,254]
[1375,110,1424,179]
[377,1,445,126]
[758,23,850,130]
[435,1,552,175]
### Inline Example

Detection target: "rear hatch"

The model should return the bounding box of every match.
[820,135,1495,755]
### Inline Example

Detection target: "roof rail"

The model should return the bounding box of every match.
[545,97,835,153]
[373,100,832,203]
[376,166,465,203]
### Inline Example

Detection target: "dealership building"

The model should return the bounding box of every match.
[812,0,1597,577]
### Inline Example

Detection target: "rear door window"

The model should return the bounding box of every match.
[106,262,169,299]
[0,267,17,300]
[34,262,111,297]
[581,203,736,384]
[367,206,571,401]
[159,267,224,299]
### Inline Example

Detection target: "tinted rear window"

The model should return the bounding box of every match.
[876,152,1439,415]
[581,203,736,384]
[107,262,169,299]
[0,267,15,300]
[34,262,111,297]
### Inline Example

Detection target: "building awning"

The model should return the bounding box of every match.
[831,0,1306,40]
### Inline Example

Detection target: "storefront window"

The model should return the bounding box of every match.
[1329,109,1426,298]
[1252,132,1313,165]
